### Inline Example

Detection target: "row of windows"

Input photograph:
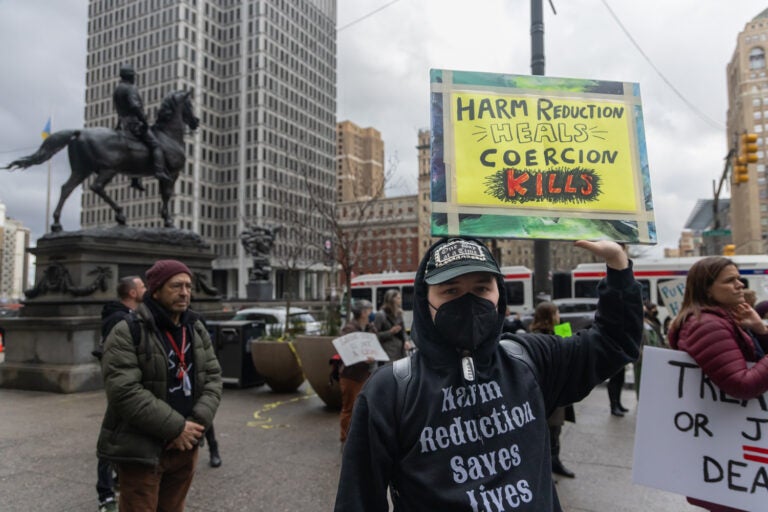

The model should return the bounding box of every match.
[89,0,179,29]
[265,47,334,105]
[88,19,178,58]
[262,73,335,126]
[87,43,179,92]
[264,0,335,55]
[265,22,334,80]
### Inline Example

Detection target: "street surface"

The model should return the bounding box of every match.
[0,362,698,511]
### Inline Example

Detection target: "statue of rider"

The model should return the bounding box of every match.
[113,64,172,185]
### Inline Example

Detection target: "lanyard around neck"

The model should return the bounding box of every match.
[165,328,187,377]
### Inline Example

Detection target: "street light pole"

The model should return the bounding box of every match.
[531,0,552,301]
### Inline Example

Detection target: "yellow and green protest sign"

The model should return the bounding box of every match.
[429,69,656,243]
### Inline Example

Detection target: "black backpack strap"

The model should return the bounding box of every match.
[392,356,413,425]
[124,311,141,347]
[500,339,540,381]
[124,311,154,362]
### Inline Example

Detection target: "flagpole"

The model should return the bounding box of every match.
[45,160,52,233]
[43,115,52,233]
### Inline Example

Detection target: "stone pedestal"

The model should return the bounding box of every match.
[0,226,221,393]
[246,281,272,300]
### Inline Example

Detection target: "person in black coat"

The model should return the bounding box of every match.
[334,237,642,511]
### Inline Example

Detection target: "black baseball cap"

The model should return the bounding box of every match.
[424,238,502,285]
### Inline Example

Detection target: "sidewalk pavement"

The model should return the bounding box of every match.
[0,369,698,511]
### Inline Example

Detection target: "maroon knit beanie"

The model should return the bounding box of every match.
[145,259,193,295]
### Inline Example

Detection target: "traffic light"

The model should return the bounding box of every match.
[734,133,759,184]
[723,244,736,256]
[742,133,759,162]
[734,156,749,183]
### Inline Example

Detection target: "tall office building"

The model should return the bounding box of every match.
[336,120,384,202]
[0,201,31,301]
[81,0,337,299]
[727,9,768,254]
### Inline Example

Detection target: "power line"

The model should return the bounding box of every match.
[599,0,724,131]
[338,0,403,32]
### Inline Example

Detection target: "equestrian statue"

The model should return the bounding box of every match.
[4,64,199,232]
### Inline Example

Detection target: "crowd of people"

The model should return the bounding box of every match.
[85,238,768,512]
[333,241,768,512]
[334,237,641,511]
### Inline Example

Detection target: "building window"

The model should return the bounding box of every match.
[750,47,766,70]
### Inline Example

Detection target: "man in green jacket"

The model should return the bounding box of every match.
[97,259,222,512]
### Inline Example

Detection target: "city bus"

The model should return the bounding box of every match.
[571,255,768,323]
[350,266,534,328]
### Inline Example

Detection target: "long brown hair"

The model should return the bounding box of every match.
[529,301,559,334]
[670,256,737,332]
[382,289,402,317]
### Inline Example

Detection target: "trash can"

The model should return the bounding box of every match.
[208,320,266,388]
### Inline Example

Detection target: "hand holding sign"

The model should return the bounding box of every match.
[332,332,390,366]
[573,240,628,270]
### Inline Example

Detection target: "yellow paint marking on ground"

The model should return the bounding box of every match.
[247,391,316,428]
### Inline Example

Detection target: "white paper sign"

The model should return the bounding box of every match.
[332,332,389,366]
[633,347,768,510]
[657,278,686,318]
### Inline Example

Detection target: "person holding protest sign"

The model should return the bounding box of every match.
[669,256,768,512]
[334,237,642,512]
[337,299,378,443]
[529,301,576,479]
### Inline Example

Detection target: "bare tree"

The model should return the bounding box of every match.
[270,206,323,336]
[305,154,399,325]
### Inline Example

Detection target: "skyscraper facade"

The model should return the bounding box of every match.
[727,9,768,254]
[82,0,337,299]
[336,120,384,202]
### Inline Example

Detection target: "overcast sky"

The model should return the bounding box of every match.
[1,0,766,255]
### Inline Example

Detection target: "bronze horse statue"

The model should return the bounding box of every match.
[4,90,199,232]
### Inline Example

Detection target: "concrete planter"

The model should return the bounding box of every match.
[293,335,342,410]
[249,339,305,393]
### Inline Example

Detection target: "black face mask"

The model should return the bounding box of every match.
[431,293,500,351]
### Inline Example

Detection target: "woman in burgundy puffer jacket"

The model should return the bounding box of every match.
[668,256,768,512]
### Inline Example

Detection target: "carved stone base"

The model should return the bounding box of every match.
[0,361,102,393]
[23,226,221,317]
[0,227,223,393]
[0,316,102,393]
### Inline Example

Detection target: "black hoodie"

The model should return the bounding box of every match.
[334,238,643,512]
[93,301,133,360]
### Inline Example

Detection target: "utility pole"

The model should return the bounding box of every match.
[531,0,552,301]
[711,132,757,255]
